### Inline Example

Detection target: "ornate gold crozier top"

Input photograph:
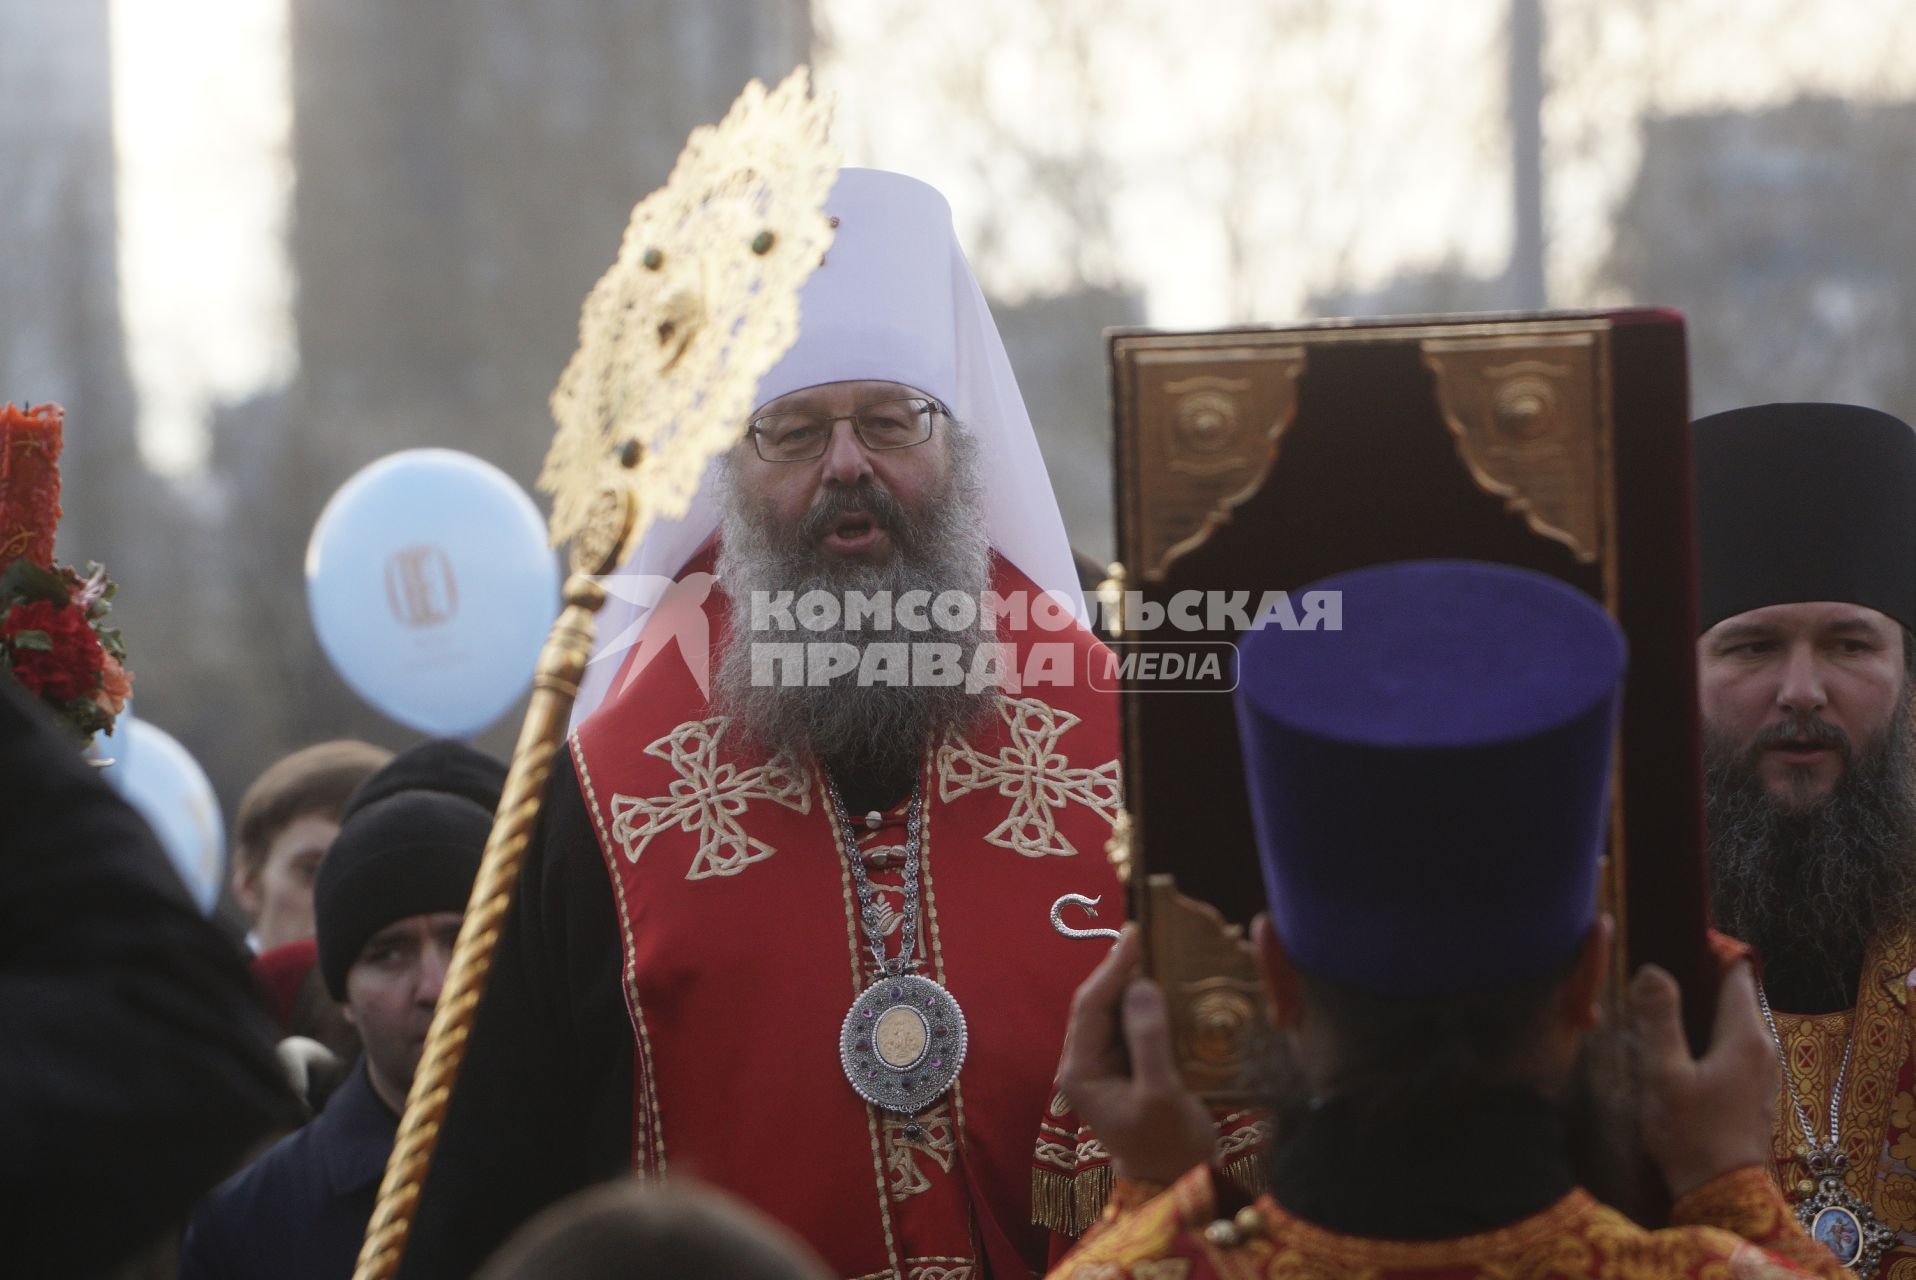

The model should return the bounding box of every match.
[539,67,841,573]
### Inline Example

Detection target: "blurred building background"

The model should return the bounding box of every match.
[3,0,1915,826]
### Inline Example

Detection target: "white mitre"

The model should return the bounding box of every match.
[571,168,1083,726]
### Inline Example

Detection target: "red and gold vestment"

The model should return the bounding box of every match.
[1051,1164,1850,1280]
[1763,927,1916,1279]
[572,549,1124,1279]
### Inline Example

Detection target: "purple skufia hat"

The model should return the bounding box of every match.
[1233,560,1627,997]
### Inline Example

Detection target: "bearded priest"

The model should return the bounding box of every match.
[398,169,1125,1280]
[1696,403,1916,1276]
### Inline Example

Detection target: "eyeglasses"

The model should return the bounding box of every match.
[745,396,944,463]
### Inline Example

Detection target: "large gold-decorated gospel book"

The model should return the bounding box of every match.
[1106,309,1711,1098]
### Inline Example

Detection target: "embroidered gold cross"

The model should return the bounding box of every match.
[883,1103,956,1200]
[935,696,1121,858]
[608,717,811,880]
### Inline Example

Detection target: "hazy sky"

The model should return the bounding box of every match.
[108,0,1916,473]
[111,0,293,474]
[819,0,1511,320]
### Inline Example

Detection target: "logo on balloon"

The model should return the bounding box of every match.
[386,544,460,628]
[307,449,560,738]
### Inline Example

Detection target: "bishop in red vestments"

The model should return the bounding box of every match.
[400,170,1123,1280]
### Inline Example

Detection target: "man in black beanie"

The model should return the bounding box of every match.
[179,740,504,1280]
[1694,402,1916,1275]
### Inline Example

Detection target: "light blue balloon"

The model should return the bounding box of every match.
[105,718,225,914]
[306,449,559,738]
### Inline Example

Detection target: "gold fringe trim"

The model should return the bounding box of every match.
[1034,1153,1263,1237]
[1031,1164,1115,1236]
[1031,1167,1074,1235]
[1221,1151,1269,1200]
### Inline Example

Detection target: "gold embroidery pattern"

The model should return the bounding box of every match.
[607,717,810,879]
[884,1103,956,1200]
[1068,1165,1839,1278]
[1252,1193,1721,1277]
[1883,1172,1916,1234]
[1129,1263,1193,1280]
[1036,1090,1081,1172]
[843,1260,977,1280]
[936,696,1121,859]
[573,737,667,1178]
[1893,1093,1916,1165]
[1034,1139,1076,1174]
[1035,1126,1077,1174]
[1769,926,1916,1224]
[1077,1133,1113,1163]
[1772,1009,1848,1169]
[1216,1114,1273,1165]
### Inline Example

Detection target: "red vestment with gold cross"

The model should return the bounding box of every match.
[571,547,1124,1279]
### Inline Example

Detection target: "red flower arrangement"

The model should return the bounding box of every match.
[0,402,132,740]
[6,597,104,700]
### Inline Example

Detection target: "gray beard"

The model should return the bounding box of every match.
[712,433,996,789]
[1705,698,1916,1009]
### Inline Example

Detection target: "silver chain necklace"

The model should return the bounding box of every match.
[829,776,968,1118]
[1756,980,1892,1273]
[842,783,925,978]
